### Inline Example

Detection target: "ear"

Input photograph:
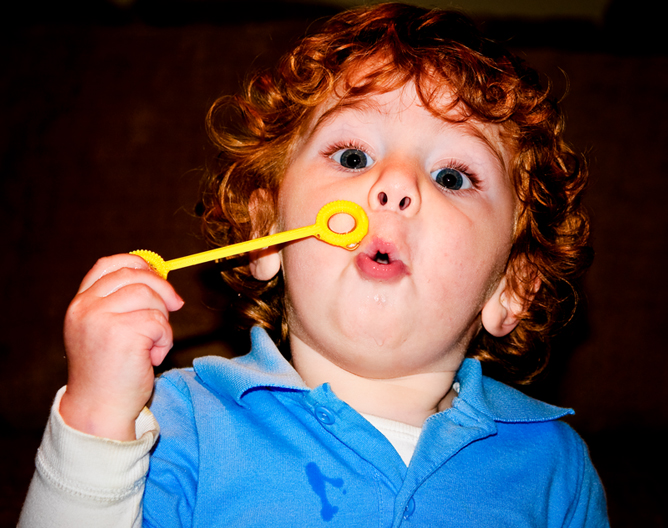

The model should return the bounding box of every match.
[481,273,540,338]
[249,245,281,281]
[480,277,521,338]
[248,189,281,281]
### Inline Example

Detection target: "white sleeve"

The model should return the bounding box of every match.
[18,386,159,528]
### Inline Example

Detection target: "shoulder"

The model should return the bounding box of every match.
[151,369,197,416]
[155,367,196,394]
[510,421,609,526]
[481,397,608,525]
[493,418,589,475]
[455,360,605,502]
[153,365,234,406]
[151,365,243,429]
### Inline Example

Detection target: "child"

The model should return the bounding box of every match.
[20,3,608,526]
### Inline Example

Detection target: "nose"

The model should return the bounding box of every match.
[368,162,421,215]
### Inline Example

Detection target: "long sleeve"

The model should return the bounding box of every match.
[18,387,159,528]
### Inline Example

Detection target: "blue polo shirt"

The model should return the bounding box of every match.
[144,327,608,527]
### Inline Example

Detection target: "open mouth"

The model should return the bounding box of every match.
[373,251,391,265]
[355,238,408,281]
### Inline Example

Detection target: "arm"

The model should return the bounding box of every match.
[19,254,183,526]
[18,388,158,528]
[564,429,610,528]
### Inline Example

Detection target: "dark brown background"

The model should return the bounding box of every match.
[2,1,666,526]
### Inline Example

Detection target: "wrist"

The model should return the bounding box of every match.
[59,388,139,441]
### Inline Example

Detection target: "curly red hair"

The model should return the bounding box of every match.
[199,3,592,383]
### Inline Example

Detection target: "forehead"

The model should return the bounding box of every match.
[301,81,513,171]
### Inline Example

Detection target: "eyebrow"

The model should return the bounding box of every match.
[302,97,388,144]
[303,97,511,175]
[453,120,510,176]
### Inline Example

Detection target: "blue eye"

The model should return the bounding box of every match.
[430,167,472,190]
[332,148,373,170]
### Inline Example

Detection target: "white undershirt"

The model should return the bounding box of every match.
[360,413,422,466]
[359,382,460,466]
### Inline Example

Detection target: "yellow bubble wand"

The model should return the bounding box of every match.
[131,200,368,280]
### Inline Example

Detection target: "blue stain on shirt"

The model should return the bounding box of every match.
[306,462,344,521]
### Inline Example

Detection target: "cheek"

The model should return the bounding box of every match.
[281,240,338,299]
[281,239,358,341]
[421,210,511,304]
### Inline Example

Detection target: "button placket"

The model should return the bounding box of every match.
[314,405,336,425]
[403,497,416,520]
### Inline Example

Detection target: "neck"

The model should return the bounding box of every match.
[290,338,459,428]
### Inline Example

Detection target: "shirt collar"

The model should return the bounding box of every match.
[454,358,573,423]
[194,327,572,423]
[193,326,308,404]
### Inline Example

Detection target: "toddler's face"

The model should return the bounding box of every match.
[276,82,517,378]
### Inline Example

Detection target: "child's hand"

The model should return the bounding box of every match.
[58,254,184,441]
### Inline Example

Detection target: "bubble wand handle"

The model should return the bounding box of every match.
[130,200,368,280]
[167,224,319,271]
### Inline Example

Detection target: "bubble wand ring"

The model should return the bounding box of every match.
[130,200,368,280]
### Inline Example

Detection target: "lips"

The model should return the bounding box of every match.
[355,236,409,281]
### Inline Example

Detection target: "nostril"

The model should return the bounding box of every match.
[378,192,388,206]
[399,197,411,210]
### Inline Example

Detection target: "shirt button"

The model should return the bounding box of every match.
[403,497,415,520]
[314,406,336,425]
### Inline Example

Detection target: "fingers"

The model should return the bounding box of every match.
[78,254,150,293]
[77,255,184,313]
[82,278,173,321]
[65,253,185,370]
[113,309,174,367]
